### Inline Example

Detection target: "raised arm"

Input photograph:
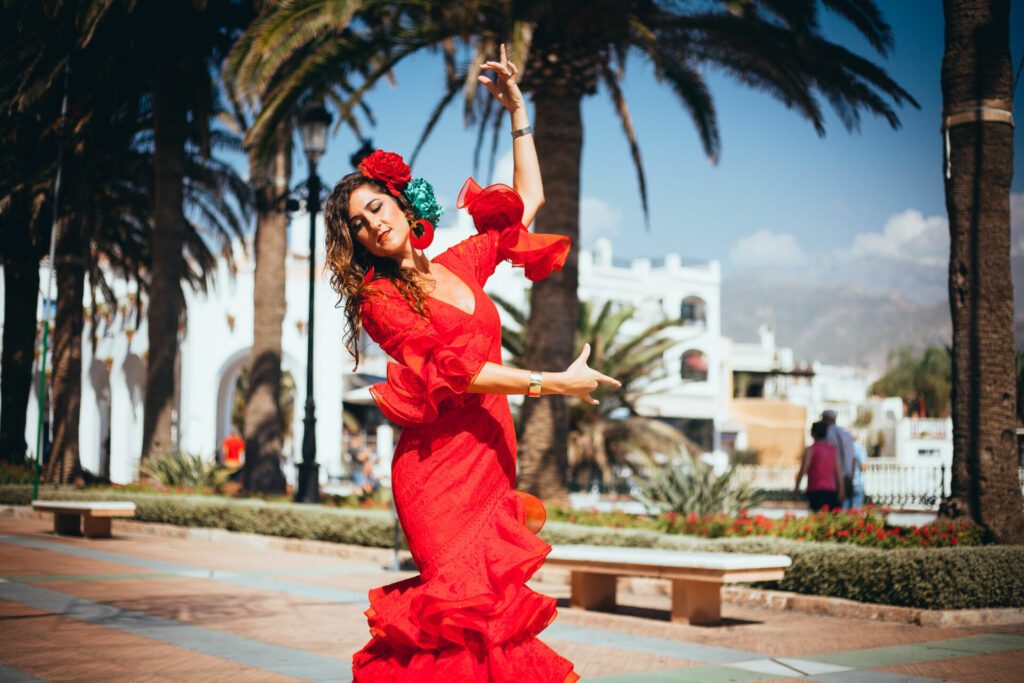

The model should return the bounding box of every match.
[479,44,544,228]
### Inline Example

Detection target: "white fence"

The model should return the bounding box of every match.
[734,464,1024,510]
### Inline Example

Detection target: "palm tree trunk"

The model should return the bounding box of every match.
[0,219,40,464]
[517,90,582,503]
[940,0,1024,543]
[43,217,84,484]
[142,64,188,462]
[243,133,290,493]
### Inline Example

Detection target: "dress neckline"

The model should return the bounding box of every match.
[426,260,478,317]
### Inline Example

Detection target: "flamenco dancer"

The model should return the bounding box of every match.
[324,45,619,681]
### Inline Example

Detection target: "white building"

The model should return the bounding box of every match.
[9,205,950,487]
[11,211,349,486]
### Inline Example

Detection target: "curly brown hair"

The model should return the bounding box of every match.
[323,172,430,368]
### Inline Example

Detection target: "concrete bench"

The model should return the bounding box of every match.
[546,545,791,625]
[31,500,136,538]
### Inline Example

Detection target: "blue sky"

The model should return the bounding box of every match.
[301,3,1023,298]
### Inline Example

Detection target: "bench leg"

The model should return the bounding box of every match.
[570,571,617,611]
[53,513,82,536]
[82,515,112,539]
[671,579,721,625]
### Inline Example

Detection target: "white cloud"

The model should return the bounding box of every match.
[580,196,622,245]
[847,209,948,266]
[730,230,807,269]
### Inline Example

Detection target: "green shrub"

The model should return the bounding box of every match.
[539,520,1024,609]
[3,485,1020,610]
[0,485,398,548]
[140,450,232,492]
[0,462,35,485]
[634,459,764,516]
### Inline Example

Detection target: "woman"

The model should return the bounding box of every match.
[794,421,845,512]
[324,45,618,682]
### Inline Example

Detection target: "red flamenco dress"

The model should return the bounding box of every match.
[351,178,579,682]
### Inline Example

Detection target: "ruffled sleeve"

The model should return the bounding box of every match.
[361,283,490,426]
[456,177,570,283]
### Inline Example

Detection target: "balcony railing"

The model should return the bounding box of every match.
[734,464,1024,510]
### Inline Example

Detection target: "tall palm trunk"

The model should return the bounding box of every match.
[0,216,40,464]
[243,133,290,493]
[940,0,1024,543]
[43,216,84,483]
[142,64,188,461]
[517,90,582,503]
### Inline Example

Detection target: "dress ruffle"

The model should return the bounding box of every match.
[457,177,570,282]
[352,491,575,682]
[371,326,490,426]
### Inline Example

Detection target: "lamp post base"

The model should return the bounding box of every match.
[295,461,320,503]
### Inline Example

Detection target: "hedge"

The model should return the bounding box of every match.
[0,485,396,548]
[3,485,1022,610]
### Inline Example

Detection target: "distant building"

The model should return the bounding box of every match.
[10,209,950,485]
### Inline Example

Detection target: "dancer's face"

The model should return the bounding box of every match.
[347,185,412,259]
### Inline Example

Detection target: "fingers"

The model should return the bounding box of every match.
[596,373,621,388]
[480,61,513,79]
[578,342,591,365]
[500,42,507,65]
[582,393,600,406]
[477,75,498,96]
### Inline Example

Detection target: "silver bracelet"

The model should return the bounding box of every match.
[511,126,533,139]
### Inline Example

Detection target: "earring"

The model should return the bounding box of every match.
[410,219,435,250]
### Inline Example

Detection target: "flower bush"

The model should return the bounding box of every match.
[549,504,983,549]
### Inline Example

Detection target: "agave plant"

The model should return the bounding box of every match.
[140,449,231,492]
[634,457,764,517]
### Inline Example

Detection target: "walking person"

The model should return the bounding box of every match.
[849,433,868,509]
[822,409,856,509]
[795,421,845,512]
[324,45,617,681]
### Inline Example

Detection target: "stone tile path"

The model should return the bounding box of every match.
[0,514,1021,681]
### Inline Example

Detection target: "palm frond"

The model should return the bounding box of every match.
[598,61,649,227]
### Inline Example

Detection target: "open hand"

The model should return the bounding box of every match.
[556,343,621,405]
[478,43,526,113]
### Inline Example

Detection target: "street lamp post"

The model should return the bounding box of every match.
[295,98,331,504]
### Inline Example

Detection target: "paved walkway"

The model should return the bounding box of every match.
[0,514,1021,682]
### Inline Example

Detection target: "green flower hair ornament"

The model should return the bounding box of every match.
[403,177,444,226]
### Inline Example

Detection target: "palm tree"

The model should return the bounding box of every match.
[225,2,378,492]
[224,5,299,494]
[869,346,952,417]
[494,294,691,488]
[939,0,1024,543]
[0,113,51,465]
[136,1,254,464]
[240,0,917,501]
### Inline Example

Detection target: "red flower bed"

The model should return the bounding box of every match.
[548,504,983,549]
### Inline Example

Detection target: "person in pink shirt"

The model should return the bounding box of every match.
[794,421,845,512]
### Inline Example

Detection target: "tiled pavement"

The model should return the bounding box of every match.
[0,515,1021,682]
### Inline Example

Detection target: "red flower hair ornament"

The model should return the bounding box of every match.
[358,150,411,196]
[357,150,444,253]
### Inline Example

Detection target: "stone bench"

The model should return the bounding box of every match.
[31,501,137,539]
[546,545,791,625]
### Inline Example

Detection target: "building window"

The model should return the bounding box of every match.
[680,296,707,326]
[681,349,708,382]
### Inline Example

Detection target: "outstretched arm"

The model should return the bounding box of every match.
[479,43,544,228]
[468,343,619,405]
